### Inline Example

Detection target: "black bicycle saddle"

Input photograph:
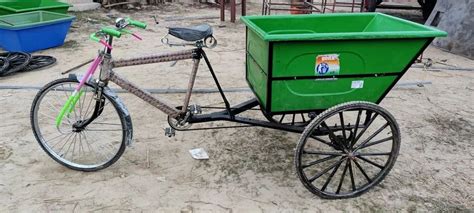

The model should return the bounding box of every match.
[168,24,213,42]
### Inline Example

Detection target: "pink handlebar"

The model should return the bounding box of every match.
[99,40,113,49]
[131,33,142,40]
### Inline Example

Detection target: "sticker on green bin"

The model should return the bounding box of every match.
[315,54,340,76]
[351,80,364,89]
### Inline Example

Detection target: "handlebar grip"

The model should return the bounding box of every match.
[101,27,122,38]
[89,33,113,49]
[89,33,100,42]
[127,18,147,29]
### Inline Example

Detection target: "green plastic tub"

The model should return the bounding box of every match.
[0,0,71,15]
[241,13,447,114]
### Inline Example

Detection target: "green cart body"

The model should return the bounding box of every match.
[241,13,446,114]
[0,0,71,15]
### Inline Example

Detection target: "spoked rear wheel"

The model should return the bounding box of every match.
[30,78,130,171]
[295,101,400,199]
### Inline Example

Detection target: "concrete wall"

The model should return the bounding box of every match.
[427,0,473,59]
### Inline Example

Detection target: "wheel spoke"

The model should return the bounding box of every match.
[56,133,74,153]
[348,160,356,191]
[61,133,76,158]
[68,84,79,122]
[80,131,102,163]
[339,112,347,142]
[303,150,344,156]
[321,159,344,191]
[80,88,90,121]
[85,128,123,131]
[353,113,379,147]
[302,155,338,169]
[70,134,78,161]
[358,152,391,156]
[321,121,337,140]
[350,110,362,148]
[336,159,350,194]
[353,159,372,182]
[89,122,121,126]
[358,136,393,150]
[356,156,384,169]
[309,135,338,149]
[50,132,74,149]
[78,132,85,157]
[308,157,347,182]
[83,89,95,120]
[354,122,389,152]
[45,132,71,143]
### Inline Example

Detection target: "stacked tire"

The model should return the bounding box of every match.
[0,52,56,77]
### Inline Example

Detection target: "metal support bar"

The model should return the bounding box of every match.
[108,70,180,118]
[228,98,259,115]
[231,0,236,23]
[182,58,200,113]
[200,50,232,115]
[189,110,305,133]
[188,99,368,136]
[220,0,225,21]
[112,49,195,68]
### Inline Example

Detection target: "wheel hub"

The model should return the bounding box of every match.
[72,120,85,132]
[346,152,357,160]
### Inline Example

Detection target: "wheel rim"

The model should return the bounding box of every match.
[296,102,400,198]
[32,81,125,169]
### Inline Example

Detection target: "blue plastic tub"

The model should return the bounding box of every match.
[0,11,75,52]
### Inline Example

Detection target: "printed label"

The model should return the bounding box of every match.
[315,54,340,76]
[351,80,364,89]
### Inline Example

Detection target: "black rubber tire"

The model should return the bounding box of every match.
[295,101,400,199]
[0,57,9,73]
[0,52,31,76]
[21,55,57,72]
[30,78,129,172]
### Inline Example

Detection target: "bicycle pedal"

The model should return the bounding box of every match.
[189,104,202,115]
[165,127,175,137]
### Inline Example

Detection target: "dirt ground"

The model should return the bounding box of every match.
[0,3,473,212]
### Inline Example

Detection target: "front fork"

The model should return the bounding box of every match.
[72,81,107,130]
[73,53,112,130]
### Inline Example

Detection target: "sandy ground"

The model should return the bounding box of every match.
[0,3,473,212]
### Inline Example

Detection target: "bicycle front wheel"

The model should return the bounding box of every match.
[30,78,130,171]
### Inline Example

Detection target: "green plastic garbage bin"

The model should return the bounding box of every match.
[0,0,71,15]
[241,13,447,113]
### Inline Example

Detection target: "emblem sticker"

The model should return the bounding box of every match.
[351,80,364,89]
[315,54,340,76]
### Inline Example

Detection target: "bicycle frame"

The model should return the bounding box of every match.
[60,36,232,129]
